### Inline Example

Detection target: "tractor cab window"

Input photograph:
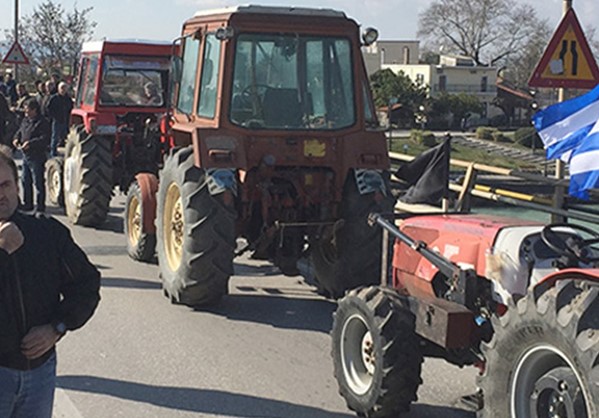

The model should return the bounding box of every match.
[81,55,100,107]
[177,37,200,115]
[99,55,170,107]
[230,33,355,130]
[197,34,221,119]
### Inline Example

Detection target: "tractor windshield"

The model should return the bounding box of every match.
[230,33,355,130]
[99,55,170,107]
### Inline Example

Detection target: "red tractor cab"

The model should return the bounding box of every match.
[47,40,173,257]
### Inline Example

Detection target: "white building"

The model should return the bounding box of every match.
[364,41,501,119]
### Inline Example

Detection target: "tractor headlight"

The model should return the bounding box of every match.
[362,27,379,46]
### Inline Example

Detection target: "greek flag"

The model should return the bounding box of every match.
[533,84,599,200]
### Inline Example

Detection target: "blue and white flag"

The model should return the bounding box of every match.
[533,84,599,200]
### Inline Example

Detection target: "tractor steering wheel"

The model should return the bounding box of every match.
[541,223,599,264]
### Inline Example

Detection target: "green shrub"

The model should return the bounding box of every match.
[514,127,543,148]
[492,131,512,143]
[475,127,497,140]
[410,130,437,147]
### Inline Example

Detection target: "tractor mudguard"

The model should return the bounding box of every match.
[534,267,599,291]
[353,169,387,196]
[206,168,238,196]
[135,173,158,234]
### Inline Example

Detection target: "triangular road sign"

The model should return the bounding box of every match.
[2,41,29,65]
[529,8,599,89]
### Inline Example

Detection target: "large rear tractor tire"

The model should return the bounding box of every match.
[331,286,423,417]
[63,127,113,226]
[479,279,599,418]
[156,147,236,307]
[310,172,395,298]
[125,180,156,262]
[46,156,65,207]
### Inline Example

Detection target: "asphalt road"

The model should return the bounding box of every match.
[48,194,478,418]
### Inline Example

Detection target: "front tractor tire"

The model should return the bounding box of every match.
[125,180,156,262]
[63,127,113,226]
[479,279,599,418]
[46,156,65,207]
[310,172,395,298]
[331,286,423,417]
[156,147,236,307]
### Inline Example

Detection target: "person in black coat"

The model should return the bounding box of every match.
[46,82,73,157]
[0,146,100,417]
[12,99,50,212]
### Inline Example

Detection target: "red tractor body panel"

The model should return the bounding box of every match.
[392,214,541,298]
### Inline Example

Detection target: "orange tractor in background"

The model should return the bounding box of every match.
[47,40,173,260]
[153,5,395,307]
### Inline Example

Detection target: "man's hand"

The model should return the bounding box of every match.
[20,141,30,151]
[12,139,20,149]
[0,222,24,254]
[21,325,62,360]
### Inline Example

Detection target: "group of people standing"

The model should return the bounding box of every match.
[0,73,73,213]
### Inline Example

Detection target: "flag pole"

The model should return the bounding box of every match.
[553,0,572,223]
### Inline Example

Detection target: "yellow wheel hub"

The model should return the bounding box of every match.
[127,194,141,247]
[164,183,184,272]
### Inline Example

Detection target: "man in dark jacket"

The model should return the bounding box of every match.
[0,93,11,146]
[46,82,73,157]
[12,99,50,212]
[0,146,101,417]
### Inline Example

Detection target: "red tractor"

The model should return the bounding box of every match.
[47,40,172,260]
[332,213,599,417]
[155,5,394,307]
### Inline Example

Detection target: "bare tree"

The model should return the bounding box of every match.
[4,0,96,79]
[418,0,547,67]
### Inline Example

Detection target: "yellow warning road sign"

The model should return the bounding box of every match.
[529,8,599,89]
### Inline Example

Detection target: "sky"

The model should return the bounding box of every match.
[0,0,597,45]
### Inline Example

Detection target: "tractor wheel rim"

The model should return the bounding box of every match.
[127,194,141,246]
[340,314,375,395]
[64,155,78,209]
[49,166,61,202]
[164,182,184,272]
[511,344,589,418]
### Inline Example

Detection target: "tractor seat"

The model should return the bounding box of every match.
[262,88,302,128]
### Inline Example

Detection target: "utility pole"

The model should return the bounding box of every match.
[13,0,19,80]
[553,0,572,222]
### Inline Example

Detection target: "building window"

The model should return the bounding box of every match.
[439,75,447,92]
[481,76,488,92]
[403,46,410,64]
[416,73,424,85]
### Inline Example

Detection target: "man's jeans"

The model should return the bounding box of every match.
[51,121,68,157]
[21,156,46,212]
[0,353,57,418]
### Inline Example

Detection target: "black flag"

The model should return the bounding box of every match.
[395,137,450,204]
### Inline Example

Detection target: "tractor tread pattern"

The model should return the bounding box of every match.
[65,129,112,226]
[332,286,423,417]
[478,279,599,417]
[157,147,236,307]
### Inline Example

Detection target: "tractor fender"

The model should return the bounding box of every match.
[353,169,387,196]
[135,172,158,234]
[206,168,238,196]
[534,267,599,292]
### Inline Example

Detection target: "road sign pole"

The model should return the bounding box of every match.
[553,0,572,223]
[13,0,18,80]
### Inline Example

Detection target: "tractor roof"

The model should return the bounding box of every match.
[193,5,346,19]
[82,39,172,54]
